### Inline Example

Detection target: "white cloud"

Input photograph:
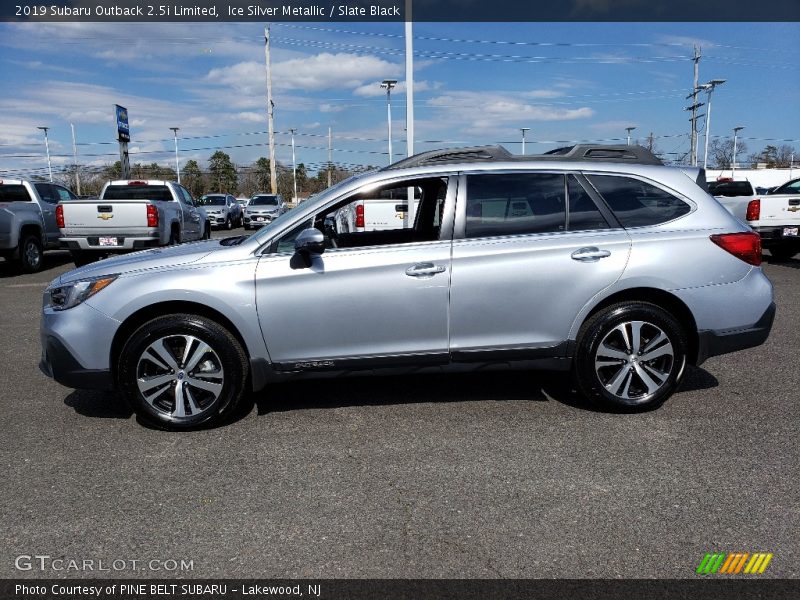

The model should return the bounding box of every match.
[427,91,595,126]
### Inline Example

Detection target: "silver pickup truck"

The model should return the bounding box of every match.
[58,180,210,266]
[0,180,76,272]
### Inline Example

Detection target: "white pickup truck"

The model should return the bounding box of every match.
[743,177,800,260]
[58,180,210,266]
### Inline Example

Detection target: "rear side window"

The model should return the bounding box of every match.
[0,185,32,202]
[34,183,56,204]
[103,185,173,201]
[568,176,608,231]
[587,175,690,228]
[707,181,754,197]
[772,179,800,195]
[465,173,566,238]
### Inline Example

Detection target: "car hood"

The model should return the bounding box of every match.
[55,240,223,285]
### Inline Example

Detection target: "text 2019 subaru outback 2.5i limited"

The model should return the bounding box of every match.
[40,145,775,429]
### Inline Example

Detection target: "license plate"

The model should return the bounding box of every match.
[255,217,264,222]
[99,237,119,246]
[783,227,799,237]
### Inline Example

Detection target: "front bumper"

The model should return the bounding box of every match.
[39,335,114,390]
[244,214,276,227]
[696,302,776,366]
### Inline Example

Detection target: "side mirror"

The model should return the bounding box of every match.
[294,227,325,255]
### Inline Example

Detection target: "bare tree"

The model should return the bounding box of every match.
[709,138,747,169]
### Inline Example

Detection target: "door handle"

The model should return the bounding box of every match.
[571,247,611,262]
[405,263,446,277]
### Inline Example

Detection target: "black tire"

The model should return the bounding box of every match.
[18,234,43,273]
[168,227,180,246]
[573,302,687,412]
[203,222,211,240]
[118,314,249,429]
[244,223,251,231]
[768,245,798,261]
[70,251,98,268]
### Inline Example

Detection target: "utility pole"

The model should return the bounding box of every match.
[732,126,744,176]
[684,45,703,166]
[70,123,80,195]
[265,25,277,194]
[381,79,397,165]
[701,79,726,169]
[327,126,332,188]
[625,126,637,146]
[170,127,181,183]
[520,128,530,154]
[37,126,53,182]
[289,128,297,204]
[646,132,655,152]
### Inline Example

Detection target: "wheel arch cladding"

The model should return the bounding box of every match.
[579,287,699,365]
[110,301,251,384]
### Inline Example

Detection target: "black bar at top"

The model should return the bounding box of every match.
[2,0,800,22]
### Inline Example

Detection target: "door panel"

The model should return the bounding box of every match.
[255,242,451,365]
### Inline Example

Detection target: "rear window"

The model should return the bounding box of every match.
[587,175,691,228]
[103,185,173,201]
[0,185,32,202]
[465,173,566,238]
[707,181,754,197]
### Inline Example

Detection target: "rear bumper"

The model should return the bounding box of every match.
[751,226,800,247]
[39,335,114,391]
[60,236,161,251]
[696,302,776,366]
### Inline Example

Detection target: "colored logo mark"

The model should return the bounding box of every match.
[696,552,773,574]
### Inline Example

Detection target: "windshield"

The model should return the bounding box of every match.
[248,174,365,243]
[250,196,279,206]
[197,196,226,206]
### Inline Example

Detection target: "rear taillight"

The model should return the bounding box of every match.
[710,232,762,266]
[355,203,365,228]
[55,204,64,228]
[745,199,760,221]
[128,181,147,186]
[146,204,158,227]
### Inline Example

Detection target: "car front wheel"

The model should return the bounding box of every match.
[118,314,249,429]
[573,302,687,411]
[18,234,43,273]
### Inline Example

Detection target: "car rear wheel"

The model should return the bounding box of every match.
[118,314,249,429]
[573,302,687,411]
[18,234,43,273]
[225,216,232,230]
[768,245,798,261]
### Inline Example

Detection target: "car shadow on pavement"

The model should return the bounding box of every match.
[249,365,720,419]
[0,252,74,279]
[766,254,800,269]
[63,389,133,419]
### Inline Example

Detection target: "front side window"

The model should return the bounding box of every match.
[465,173,566,238]
[587,174,691,228]
[772,179,800,195]
[273,177,448,253]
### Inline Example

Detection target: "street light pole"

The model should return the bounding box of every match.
[625,126,637,146]
[520,128,530,155]
[701,79,726,169]
[732,126,744,177]
[170,127,181,183]
[381,79,397,165]
[289,128,297,204]
[37,126,52,182]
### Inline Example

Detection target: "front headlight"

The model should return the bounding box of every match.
[48,275,118,311]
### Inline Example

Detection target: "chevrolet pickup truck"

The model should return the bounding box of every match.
[0,180,76,272]
[743,177,800,260]
[58,180,210,266]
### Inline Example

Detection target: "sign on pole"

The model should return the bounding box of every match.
[115,104,130,142]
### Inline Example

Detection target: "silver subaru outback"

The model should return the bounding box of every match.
[40,145,775,429]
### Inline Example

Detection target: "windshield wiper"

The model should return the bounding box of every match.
[219,235,250,246]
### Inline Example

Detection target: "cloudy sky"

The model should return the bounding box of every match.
[0,21,798,179]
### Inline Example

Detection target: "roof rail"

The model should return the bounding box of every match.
[384,143,663,170]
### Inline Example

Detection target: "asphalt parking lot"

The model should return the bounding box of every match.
[0,231,797,579]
